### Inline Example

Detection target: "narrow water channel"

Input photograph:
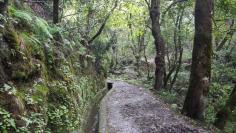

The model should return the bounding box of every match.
[74,82,112,133]
[86,81,113,133]
[84,104,100,133]
[71,104,100,133]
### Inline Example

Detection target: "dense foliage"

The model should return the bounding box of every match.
[0,1,107,132]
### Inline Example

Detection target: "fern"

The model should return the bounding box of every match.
[11,9,33,22]
[34,18,53,39]
[21,33,43,57]
[11,9,53,40]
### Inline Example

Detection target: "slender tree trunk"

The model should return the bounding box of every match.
[150,0,166,91]
[170,48,183,90]
[164,12,180,89]
[166,47,171,71]
[170,7,185,90]
[216,30,235,51]
[136,29,146,76]
[214,83,236,130]
[0,0,8,15]
[216,20,235,51]
[144,45,150,79]
[144,29,151,79]
[53,0,59,24]
[135,36,141,76]
[182,0,213,120]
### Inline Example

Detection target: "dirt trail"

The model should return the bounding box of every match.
[99,80,209,133]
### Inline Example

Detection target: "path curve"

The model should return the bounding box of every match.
[99,81,209,133]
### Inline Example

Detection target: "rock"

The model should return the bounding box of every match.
[171,104,178,111]
[122,66,138,78]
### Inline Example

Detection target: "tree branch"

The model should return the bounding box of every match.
[88,0,118,44]
[161,0,188,24]
[144,0,151,10]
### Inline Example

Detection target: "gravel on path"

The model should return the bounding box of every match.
[99,80,210,133]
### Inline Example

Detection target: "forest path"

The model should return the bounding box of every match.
[99,80,209,133]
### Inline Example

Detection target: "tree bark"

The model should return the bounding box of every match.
[53,0,59,24]
[0,0,8,15]
[150,0,166,91]
[214,83,236,130]
[182,0,213,120]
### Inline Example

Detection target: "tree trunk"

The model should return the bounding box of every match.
[53,0,59,24]
[216,30,235,51]
[170,7,185,90]
[0,0,8,15]
[182,0,213,120]
[216,20,235,51]
[164,13,179,89]
[214,83,236,130]
[150,0,165,91]
[144,45,150,79]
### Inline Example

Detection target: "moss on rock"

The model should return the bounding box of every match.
[0,7,106,133]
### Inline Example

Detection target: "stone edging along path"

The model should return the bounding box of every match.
[99,81,210,133]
